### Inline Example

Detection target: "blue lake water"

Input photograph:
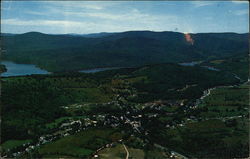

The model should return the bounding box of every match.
[1,60,220,77]
[179,61,220,71]
[1,61,50,77]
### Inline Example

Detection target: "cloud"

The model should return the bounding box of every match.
[1,19,93,27]
[1,1,248,34]
[1,18,100,34]
[41,1,116,11]
[25,2,145,21]
[191,1,216,8]
[64,10,160,22]
[1,16,180,34]
[62,8,178,26]
[15,1,180,33]
[231,1,249,4]
[0,18,135,33]
[25,11,48,16]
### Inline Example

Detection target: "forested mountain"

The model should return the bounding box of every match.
[1,31,248,72]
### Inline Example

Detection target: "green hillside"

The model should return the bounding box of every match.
[201,55,249,81]
[1,31,248,72]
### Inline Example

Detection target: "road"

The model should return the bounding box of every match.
[171,151,189,159]
[123,144,129,159]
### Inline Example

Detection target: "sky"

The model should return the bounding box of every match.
[1,1,249,34]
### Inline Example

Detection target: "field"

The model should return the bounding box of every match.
[94,144,127,159]
[1,140,32,151]
[151,118,248,158]
[94,143,168,159]
[198,84,249,118]
[38,128,125,158]
[149,83,249,158]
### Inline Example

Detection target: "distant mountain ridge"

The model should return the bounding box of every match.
[1,31,249,72]
[1,32,115,38]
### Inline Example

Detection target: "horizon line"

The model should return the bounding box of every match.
[1,30,249,35]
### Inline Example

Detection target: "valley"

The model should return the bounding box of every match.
[1,61,248,158]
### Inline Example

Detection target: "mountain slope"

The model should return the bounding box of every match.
[1,31,248,72]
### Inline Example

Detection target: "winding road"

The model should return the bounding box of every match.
[123,144,129,159]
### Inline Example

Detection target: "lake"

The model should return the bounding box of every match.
[0,61,50,77]
[179,61,220,71]
[0,61,122,77]
[1,60,220,77]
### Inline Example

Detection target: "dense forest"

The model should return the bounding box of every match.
[1,31,248,72]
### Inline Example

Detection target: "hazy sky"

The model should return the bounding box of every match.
[1,1,249,34]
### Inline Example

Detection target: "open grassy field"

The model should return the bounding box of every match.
[93,143,145,159]
[145,149,170,159]
[199,84,249,118]
[129,147,145,159]
[152,118,248,158]
[1,139,32,151]
[65,87,113,103]
[94,144,126,159]
[38,128,125,158]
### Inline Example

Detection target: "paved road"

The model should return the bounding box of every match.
[123,144,129,159]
